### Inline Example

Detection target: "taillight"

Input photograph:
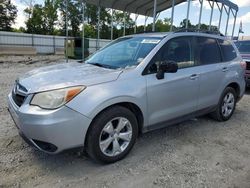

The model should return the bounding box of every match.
[240,61,246,69]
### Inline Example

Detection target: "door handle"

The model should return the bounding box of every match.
[190,74,199,80]
[222,67,229,72]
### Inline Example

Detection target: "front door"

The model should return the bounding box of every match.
[144,36,200,126]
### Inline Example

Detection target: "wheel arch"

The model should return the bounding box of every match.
[84,100,145,146]
[226,82,240,99]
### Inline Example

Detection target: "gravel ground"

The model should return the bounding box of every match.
[0,55,250,188]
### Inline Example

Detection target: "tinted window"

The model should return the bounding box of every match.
[196,37,222,65]
[218,39,237,61]
[235,41,250,53]
[147,37,194,73]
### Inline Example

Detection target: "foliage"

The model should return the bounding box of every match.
[178,18,219,32]
[43,0,60,34]
[0,0,17,31]
[25,4,44,34]
[25,0,59,35]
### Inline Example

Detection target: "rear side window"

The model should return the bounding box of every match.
[218,39,237,62]
[195,37,222,65]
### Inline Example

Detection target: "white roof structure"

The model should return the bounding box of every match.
[85,0,185,16]
[65,0,240,61]
[84,0,238,16]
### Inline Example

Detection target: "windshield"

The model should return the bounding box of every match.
[235,41,250,53]
[86,37,162,69]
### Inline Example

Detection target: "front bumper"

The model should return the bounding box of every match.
[8,93,92,154]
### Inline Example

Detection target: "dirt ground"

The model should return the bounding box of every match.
[0,55,250,188]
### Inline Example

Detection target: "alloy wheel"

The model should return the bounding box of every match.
[99,117,133,157]
[221,92,235,117]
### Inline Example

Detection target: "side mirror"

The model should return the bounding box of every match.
[156,61,178,80]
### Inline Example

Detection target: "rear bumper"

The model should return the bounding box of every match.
[8,93,92,154]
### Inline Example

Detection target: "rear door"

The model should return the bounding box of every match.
[195,37,236,110]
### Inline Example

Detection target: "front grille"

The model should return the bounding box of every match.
[12,82,27,107]
[246,62,250,70]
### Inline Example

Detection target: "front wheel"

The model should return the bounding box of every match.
[86,106,138,163]
[210,87,237,121]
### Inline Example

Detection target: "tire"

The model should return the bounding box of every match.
[86,106,138,163]
[210,87,237,121]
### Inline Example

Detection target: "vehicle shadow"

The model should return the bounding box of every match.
[245,87,250,95]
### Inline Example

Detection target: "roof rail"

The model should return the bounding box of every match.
[174,29,224,36]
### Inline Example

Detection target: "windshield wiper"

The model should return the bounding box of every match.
[89,62,105,67]
[88,62,119,69]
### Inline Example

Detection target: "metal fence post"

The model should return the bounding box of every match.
[65,0,69,63]
[31,34,34,46]
[186,0,191,29]
[198,0,203,30]
[123,12,126,36]
[111,9,114,40]
[134,14,138,34]
[82,0,85,61]
[208,0,214,31]
[231,10,237,39]
[53,36,56,54]
[217,3,223,31]
[97,3,101,50]
[152,0,157,31]
[144,16,148,32]
[224,6,230,36]
[170,0,175,31]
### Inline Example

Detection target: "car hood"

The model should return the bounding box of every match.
[18,63,123,93]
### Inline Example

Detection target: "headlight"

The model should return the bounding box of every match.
[30,86,86,109]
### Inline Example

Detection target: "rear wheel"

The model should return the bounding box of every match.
[86,106,138,163]
[210,87,237,121]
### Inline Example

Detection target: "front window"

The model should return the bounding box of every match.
[86,37,162,69]
[147,36,194,74]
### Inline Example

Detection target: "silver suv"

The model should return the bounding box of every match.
[8,32,246,163]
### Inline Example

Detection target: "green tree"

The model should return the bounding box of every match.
[0,0,17,31]
[12,27,26,32]
[20,0,36,19]
[25,4,44,34]
[58,0,82,36]
[24,0,60,35]
[43,0,59,35]
[196,23,219,32]
[84,24,95,38]
[179,19,194,29]
[84,4,112,38]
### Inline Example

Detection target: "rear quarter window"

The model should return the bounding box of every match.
[218,39,237,62]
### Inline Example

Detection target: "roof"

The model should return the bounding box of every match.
[85,0,185,16]
[85,0,238,16]
[124,30,227,39]
[128,32,172,38]
[212,0,238,11]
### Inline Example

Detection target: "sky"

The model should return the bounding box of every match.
[12,0,250,37]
